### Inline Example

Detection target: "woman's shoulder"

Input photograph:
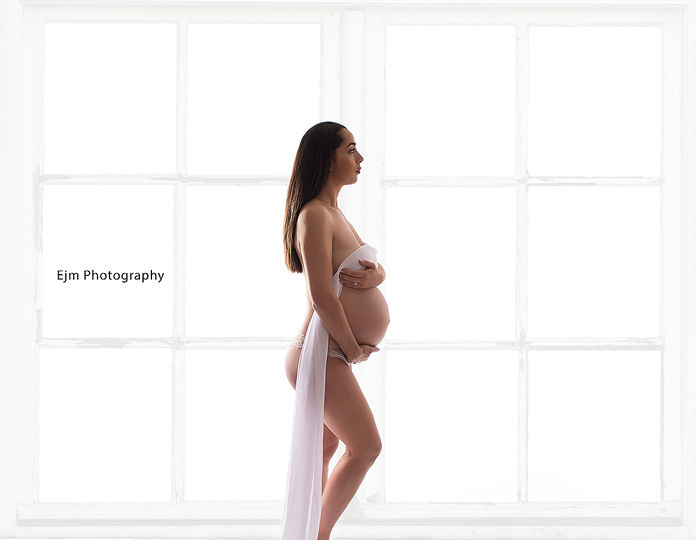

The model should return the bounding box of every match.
[296,200,336,249]
[298,199,335,223]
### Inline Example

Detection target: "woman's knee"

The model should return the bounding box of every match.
[367,437,382,461]
[373,438,382,458]
[347,436,381,464]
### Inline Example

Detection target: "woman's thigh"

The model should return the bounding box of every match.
[323,355,381,458]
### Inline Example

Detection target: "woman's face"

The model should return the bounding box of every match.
[330,129,364,184]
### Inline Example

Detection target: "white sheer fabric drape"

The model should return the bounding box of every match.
[279,244,376,540]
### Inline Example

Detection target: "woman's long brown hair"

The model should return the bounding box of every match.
[282,121,346,273]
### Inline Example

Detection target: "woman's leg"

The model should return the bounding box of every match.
[318,355,382,540]
[286,345,341,492]
[322,424,339,492]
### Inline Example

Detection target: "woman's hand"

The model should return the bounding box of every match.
[339,260,385,289]
[348,344,380,364]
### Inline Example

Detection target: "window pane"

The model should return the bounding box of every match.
[528,350,660,501]
[185,349,289,500]
[187,24,320,175]
[529,26,661,176]
[528,185,660,338]
[385,187,516,341]
[44,23,177,174]
[42,185,173,338]
[385,25,516,177]
[39,348,171,502]
[186,185,301,337]
[385,350,518,502]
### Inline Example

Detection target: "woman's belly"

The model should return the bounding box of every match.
[328,286,390,348]
[285,286,390,384]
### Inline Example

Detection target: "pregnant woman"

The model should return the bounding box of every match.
[280,121,390,540]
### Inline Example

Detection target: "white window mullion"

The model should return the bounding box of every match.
[516,21,531,504]
[320,9,341,123]
[362,7,388,506]
[335,8,377,519]
[337,7,367,224]
[171,17,188,505]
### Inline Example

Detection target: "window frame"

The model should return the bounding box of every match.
[0,1,691,538]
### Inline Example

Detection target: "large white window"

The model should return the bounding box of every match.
[0,1,692,539]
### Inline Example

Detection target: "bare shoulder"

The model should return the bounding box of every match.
[297,201,334,230]
[296,201,336,251]
[298,199,327,218]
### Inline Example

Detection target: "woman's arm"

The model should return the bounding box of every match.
[296,206,362,361]
[339,260,385,288]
